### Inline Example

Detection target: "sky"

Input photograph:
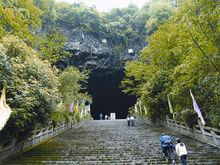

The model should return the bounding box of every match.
[55,0,149,12]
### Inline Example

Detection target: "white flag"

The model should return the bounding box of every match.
[0,83,12,131]
[167,95,173,114]
[190,90,205,125]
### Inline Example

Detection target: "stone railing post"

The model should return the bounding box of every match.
[193,126,197,139]
[180,123,183,133]
[44,129,48,139]
[39,130,43,142]
[211,130,218,146]
[165,115,170,128]
[144,106,147,116]
[186,124,190,136]
[198,120,207,142]
[173,120,178,130]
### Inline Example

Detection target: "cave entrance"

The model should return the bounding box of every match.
[87,69,136,119]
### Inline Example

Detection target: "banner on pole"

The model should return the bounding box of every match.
[167,95,173,114]
[190,90,205,125]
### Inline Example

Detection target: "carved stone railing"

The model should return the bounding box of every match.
[0,121,81,162]
[134,98,220,149]
[165,116,220,148]
[137,115,220,148]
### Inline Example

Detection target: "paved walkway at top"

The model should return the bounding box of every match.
[6,119,220,165]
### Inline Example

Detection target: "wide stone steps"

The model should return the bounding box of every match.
[5,119,220,164]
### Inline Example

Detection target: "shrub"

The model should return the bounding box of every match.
[181,108,197,128]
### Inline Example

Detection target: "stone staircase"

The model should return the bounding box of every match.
[5,120,220,165]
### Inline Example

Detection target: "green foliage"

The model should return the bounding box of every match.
[0,0,91,145]
[58,67,90,118]
[144,0,175,34]
[181,108,197,128]
[104,4,141,44]
[123,0,220,127]
[51,101,71,127]
[209,109,220,128]
[56,2,103,35]
[0,0,41,46]
[38,32,69,63]
[0,0,69,64]
[0,35,90,144]
[0,35,60,144]
[33,0,70,63]
[59,67,91,122]
[33,0,57,32]
[54,1,175,56]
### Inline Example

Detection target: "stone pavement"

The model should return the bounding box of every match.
[6,119,220,164]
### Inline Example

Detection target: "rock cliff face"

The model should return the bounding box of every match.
[57,28,146,70]
[57,28,145,118]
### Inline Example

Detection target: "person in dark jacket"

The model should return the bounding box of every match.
[160,133,175,164]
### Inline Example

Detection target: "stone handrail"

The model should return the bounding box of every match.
[0,121,75,162]
[137,115,220,148]
[165,117,220,148]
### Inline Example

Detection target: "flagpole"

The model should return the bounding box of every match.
[167,95,175,120]
[197,118,207,142]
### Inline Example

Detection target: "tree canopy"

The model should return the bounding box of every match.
[122,0,220,127]
[0,0,90,145]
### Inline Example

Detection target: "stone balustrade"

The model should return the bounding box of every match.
[138,115,220,148]
[165,116,220,148]
[5,120,220,164]
[134,99,220,149]
[0,121,75,162]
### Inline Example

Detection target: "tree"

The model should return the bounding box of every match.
[58,67,90,123]
[0,35,60,144]
[56,2,103,35]
[123,0,220,126]
[0,0,41,46]
[33,0,70,63]
[144,0,175,34]
[59,67,89,106]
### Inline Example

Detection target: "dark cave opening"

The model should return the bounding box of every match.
[87,69,136,119]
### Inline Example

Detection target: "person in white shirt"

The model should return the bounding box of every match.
[126,115,130,126]
[175,138,187,165]
[105,115,108,120]
[130,116,134,126]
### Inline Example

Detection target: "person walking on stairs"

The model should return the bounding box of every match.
[130,116,135,126]
[105,115,108,120]
[175,138,187,165]
[126,115,130,126]
[100,113,103,120]
[160,133,175,164]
